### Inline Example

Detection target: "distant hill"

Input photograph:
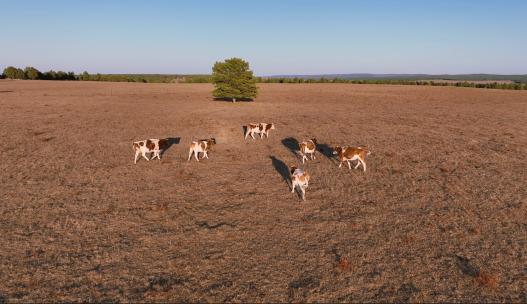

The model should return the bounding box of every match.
[267,73,527,83]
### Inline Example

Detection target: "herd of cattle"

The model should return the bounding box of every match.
[133,122,370,200]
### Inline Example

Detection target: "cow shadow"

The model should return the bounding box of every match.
[281,137,299,158]
[317,143,336,160]
[242,125,248,139]
[160,137,181,157]
[270,156,291,188]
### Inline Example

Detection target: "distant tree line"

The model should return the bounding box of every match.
[256,77,527,90]
[1,66,212,83]
[77,72,212,83]
[2,66,76,80]
[2,65,526,90]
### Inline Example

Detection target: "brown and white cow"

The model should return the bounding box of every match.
[245,123,275,140]
[187,138,216,162]
[133,138,169,164]
[332,146,371,171]
[299,138,318,163]
[290,165,310,201]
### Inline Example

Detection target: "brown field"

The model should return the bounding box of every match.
[0,80,526,302]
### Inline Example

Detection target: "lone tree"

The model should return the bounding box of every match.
[212,57,257,102]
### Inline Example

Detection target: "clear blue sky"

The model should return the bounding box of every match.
[1,0,526,75]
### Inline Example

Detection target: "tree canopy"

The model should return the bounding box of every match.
[3,66,26,79]
[212,58,257,102]
[24,67,42,80]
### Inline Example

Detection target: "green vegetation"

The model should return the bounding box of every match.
[212,58,258,102]
[24,67,42,80]
[3,66,26,79]
[0,66,210,83]
[2,66,75,80]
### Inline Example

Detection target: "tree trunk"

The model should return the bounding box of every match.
[232,98,236,103]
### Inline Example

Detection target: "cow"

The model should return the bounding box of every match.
[332,146,371,171]
[133,138,169,164]
[188,138,216,162]
[245,123,275,140]
[299,138,318,163]
[290,165,310,201]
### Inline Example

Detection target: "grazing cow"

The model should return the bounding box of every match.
[245,123,275,140]
[290,165,310,201]
[187,138,216,162]
[332,146,371,171]
[299,138,318,163]
[133,138,169,164]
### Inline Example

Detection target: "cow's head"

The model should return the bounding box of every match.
[333,146,344,155]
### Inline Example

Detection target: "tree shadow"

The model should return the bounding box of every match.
[0,90,13,93]
[160,137,181,157]
[270,156,291,188]
[214,97,254,103]
[281,137,299,158]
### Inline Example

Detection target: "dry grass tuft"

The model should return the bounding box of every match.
[337,256,351,272]
[475,271,499,289]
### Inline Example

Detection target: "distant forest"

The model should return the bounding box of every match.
[1,66,210,83]
[2,66,526,90]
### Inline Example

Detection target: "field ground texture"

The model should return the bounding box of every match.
[0,80,526,302]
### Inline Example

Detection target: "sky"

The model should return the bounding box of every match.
[1,0,526,75]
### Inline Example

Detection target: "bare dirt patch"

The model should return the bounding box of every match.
[0,80,526,302]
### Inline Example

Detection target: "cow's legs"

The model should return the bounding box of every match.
[250,132,255,140]
[354,161,361,169]
[141,151,150,161]
[187,149,193,161]
[134,151,140,164]
[360,158,367,172]
[194,151,200,161]
[301,154,307,164]
[347,160,352,170]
